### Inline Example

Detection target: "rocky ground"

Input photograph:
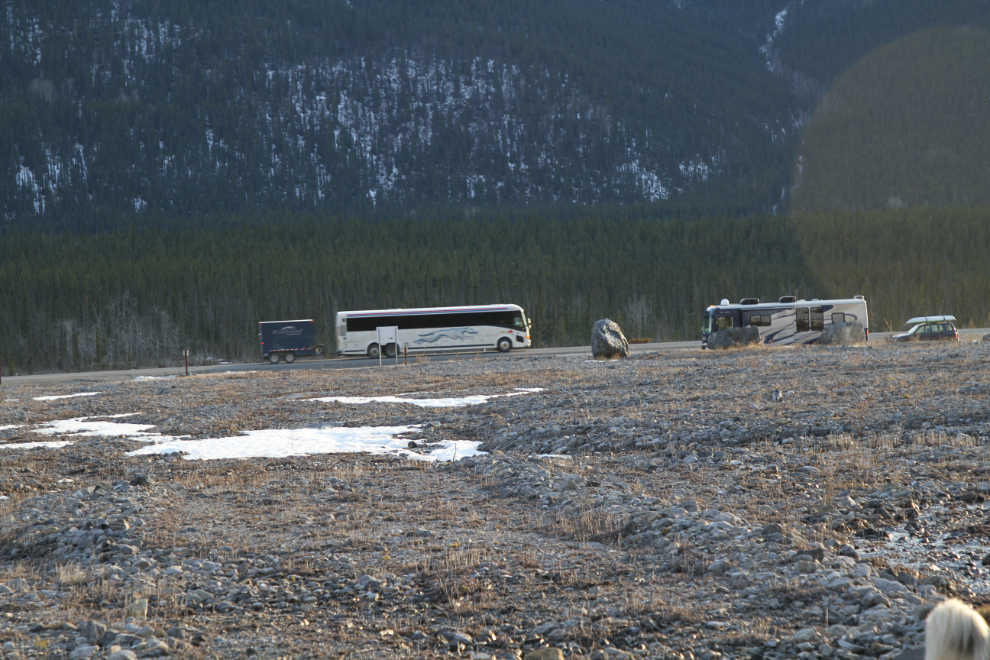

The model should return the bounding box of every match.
[2,341,990,660]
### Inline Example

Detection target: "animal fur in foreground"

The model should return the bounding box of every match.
[926,598,990,660]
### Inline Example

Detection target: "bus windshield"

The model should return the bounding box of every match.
[514,313,527,329]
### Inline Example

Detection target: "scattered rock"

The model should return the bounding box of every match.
[822,321,866,345]
[107,651,138,660]
[591,319,629,359]
[3,344,990,660]
[124,598,148,620]
[707,326,759,349]
[81,620,107,643]
[69,645,99,659]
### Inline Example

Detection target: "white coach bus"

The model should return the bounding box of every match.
[336,304,532,358]
[701,296,869,348]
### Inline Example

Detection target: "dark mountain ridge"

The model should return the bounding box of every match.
[2,0,986,229]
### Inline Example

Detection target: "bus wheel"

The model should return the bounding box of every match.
[367,343,380,359]
[314,344,325,355]
[497,337,512,353]
[269,353,280,364]
[284,352,295,363]
[383,343,397,358]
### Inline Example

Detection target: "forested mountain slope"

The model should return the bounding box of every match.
[791,26,990,213]
[2,0,986,228]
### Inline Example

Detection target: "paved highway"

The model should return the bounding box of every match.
[0,340,695,385]
[3,329,986,386]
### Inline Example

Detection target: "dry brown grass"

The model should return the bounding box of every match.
[545,506,624,545]
[55,563,89,587]
[5,343,990,659]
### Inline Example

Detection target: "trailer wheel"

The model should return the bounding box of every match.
[284,352,295,363]
[383,343,397,358]
[497,337,512,353]
[314,344,325,356]
[367,343,380,359]
[269,353,280,364]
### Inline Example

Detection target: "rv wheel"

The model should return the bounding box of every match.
[367,343,380,359]
[284,352,295,363]
[269,353,280,364]
[314,344,325,355]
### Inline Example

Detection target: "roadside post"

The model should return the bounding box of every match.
[376,326,397,367]
[183,349,189,376]
[403,346,407,366]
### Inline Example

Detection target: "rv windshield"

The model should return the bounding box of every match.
[702,313,713,335]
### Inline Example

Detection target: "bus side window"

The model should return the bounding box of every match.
[810,307,824,331]
[831,313,846,324]
[796,308,810,332]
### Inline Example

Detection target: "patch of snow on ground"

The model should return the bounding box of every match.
[133,375,177,381]
[127,425,485,462]
[0,425,23,431]
[0,440,76,451]
[33,416,185,443]
[32,392,101,401]
[309,387,543,408]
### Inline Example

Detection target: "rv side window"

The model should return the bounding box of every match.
[831,313,846,324]
[796,308,810,332]
[811,307,824,331]
[715,316,733,331]
[750,314,771,327]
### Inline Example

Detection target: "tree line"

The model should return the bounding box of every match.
[0,210,815,374]
[795,206,990,330]
[4,206,989,376]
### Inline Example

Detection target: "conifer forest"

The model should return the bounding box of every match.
[1,0,989,374]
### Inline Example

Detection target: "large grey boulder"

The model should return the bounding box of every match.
[707,326,760,349]
[981,333,990,343]
[591,319,629,359]
[821,322,866,346]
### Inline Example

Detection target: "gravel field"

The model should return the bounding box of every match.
[2,341,990,660]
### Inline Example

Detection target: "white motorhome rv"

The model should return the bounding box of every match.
[701,296,869,348]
